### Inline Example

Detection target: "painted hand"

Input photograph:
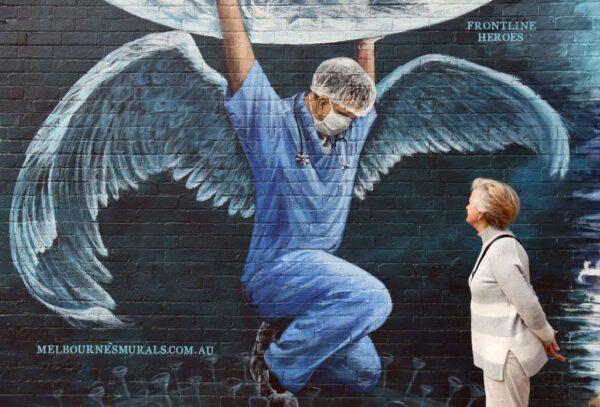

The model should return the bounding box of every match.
[358,36,384,48]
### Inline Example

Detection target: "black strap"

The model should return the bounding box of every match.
[469,234,522,281]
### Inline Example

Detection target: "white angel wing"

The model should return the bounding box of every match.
[355,54,570,200]
[10,31,254,328]
[104,0,490,45]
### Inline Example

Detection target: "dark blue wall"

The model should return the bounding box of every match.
[0,0,598,405]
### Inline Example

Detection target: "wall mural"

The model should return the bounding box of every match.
[2,0,598,405]
[102,0,492,44]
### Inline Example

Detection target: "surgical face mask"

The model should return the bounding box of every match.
[314,101,352,136]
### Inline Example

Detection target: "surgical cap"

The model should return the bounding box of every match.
[310,57,376,117]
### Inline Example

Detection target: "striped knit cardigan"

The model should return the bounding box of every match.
[469,225,555,380]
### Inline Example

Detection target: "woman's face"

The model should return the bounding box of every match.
[466,190,484,228]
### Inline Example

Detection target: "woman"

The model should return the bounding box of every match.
[465,178,566,406]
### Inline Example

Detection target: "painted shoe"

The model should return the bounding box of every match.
[250,322,299,407]
[250,321,277,383]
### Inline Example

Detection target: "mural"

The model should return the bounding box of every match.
[102,0,493,44]
[1,0,598,405]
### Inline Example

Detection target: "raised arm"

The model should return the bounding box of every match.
[217,0,256,93]
[357,37,381,83]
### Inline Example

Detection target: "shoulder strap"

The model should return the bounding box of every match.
[470,234,522,281]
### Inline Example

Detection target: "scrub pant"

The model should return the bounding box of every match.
[484,352,531,407]
[244,249,393,394]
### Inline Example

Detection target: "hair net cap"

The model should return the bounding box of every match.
[310,57,376,117]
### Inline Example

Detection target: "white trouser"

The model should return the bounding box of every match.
[484,351,531,407]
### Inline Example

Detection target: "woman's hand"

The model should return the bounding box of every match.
[544,331,567,362]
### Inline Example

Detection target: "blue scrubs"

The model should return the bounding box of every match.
[225,61,392,394]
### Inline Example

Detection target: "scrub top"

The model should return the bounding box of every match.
[224,61,377,284]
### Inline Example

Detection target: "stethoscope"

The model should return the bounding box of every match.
[293,94,350,169]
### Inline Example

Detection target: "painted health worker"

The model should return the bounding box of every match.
[466,178,566,407]
[216,0,392,403]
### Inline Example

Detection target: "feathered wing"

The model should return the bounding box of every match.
[10,31,254,328]
[355,54,570,200]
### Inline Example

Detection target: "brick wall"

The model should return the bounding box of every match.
[1,0,598,406]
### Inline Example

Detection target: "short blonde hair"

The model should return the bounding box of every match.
[471,178,520,229]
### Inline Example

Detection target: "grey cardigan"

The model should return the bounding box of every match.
[469,225,555,380]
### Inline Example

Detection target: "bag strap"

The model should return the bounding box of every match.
[469,234,522,281]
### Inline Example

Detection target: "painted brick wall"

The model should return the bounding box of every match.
[1,0,598,406]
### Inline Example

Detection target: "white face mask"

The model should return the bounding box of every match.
[314,101,352,136]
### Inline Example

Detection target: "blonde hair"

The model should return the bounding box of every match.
[471,178,520,229]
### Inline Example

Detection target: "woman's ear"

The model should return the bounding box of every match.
[477,212,485,224]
